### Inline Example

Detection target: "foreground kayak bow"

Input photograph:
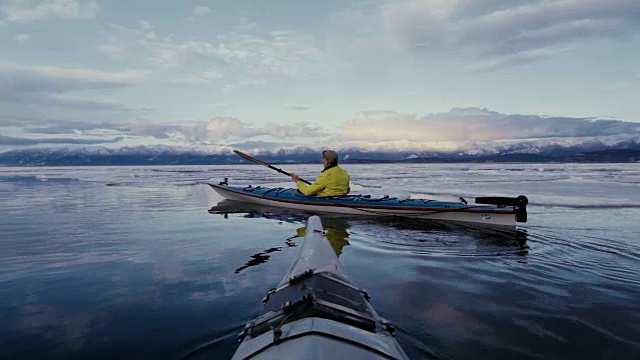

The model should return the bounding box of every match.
[231,215,409,360]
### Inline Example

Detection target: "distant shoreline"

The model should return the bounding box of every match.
[1,160,639,167]
[1,148,639,166]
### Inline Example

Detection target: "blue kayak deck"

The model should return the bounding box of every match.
[209,183,516,214]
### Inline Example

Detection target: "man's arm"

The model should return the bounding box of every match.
[295,173,328,196]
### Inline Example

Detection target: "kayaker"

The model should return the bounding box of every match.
[290,150,350,197]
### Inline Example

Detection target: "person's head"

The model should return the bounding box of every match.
[321,150,339,167]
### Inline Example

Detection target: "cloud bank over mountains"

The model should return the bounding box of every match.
[5,107,640,147]
[339,108,640,143]
[12,117,328,145]
[2,107,639,161]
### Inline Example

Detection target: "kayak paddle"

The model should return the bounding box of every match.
[233,150,312,185]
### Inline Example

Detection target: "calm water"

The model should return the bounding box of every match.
[1,164,639,359]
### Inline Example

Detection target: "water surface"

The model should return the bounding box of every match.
[1,164,639,359]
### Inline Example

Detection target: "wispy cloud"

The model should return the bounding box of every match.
[15,33,31,45]
[465,46,572,73]
[285,104,310,111]
[0,135,124,146]
[150,31,327,78]
[193,6,212,17]
[99,42,125,59]
[221,79,267,93]
[23,121,128,135]
[169,70,223,85]
[107,20,331,91]
[0,63,145,92]
[235,17,258,31]
[1,0,99,23]
[382,0,640,69]
[206,102,228,109]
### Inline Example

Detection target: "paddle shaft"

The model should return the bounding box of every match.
[233,150,312,185]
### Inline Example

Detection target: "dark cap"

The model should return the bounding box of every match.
[322,150,338,163]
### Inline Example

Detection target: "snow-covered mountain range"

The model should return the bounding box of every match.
[1,134,640,166]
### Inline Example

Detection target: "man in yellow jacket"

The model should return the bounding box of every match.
[290,150,350,197]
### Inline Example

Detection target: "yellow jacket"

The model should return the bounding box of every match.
[296,165,350,197]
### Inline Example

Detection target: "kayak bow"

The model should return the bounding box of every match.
[231,215,410,360]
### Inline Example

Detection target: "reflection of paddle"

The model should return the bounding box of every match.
[233,150,312,185]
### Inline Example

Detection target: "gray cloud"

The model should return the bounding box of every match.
[14,94,130,113]
[193,6,212,17]
[18,117,329,144]
[339,107,640,143]
[15,33,31,45]
[0,63,144,93]
[0,63,145,123]
[24,121,129,134]
[382,0,640,67]
[1,0,99,23]
[0,95,132,124]
[0,118,32,127]
[0,135,124,146]
[21,118,201,139]
[125,119,205,140]
[465,47,570,73]
[229,140,297,150]
[285,104,311,111]
[129,117,328,142]
[99,43,125,59]
[54,117,327,143]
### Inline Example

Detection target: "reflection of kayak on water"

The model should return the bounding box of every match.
[234,219,351,274]
[230,215,409,359]
[209,199,529,250]
[296,225,350,257]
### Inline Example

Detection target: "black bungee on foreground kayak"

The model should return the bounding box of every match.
[208,215,409,360]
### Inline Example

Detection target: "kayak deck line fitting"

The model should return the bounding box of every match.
[208,179,528,227]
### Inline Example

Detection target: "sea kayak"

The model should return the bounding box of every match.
[230,215,410,360]
[208,180,528,227]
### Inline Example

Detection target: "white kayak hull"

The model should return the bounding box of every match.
[208,183,526,227]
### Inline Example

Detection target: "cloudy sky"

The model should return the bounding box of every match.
[1,0,640,152]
